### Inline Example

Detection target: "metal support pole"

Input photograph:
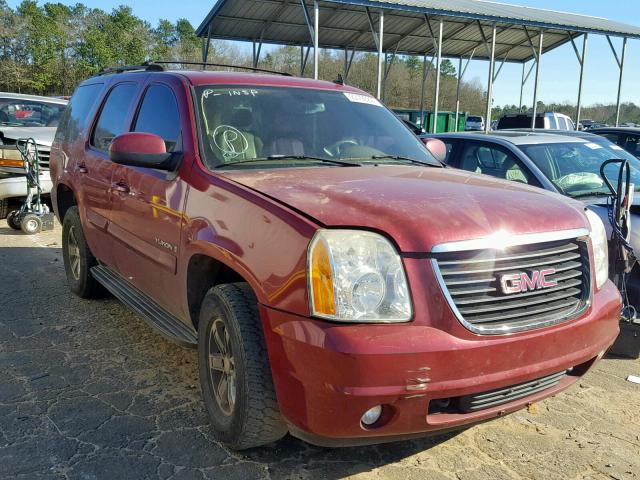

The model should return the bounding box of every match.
[383,52,388,102]
[313,0,319,80]
[202,24,212,63]
[344,47,348,79]
[419,53,428,129]
[432,18,443,133]
[519,61,526,112]
[376,10,385,99]
[575,33,588,128]
[616,37,628,126]
[455,56,463,132]
[485,24,496,134]
[300,45,304,75]
[531,31,544,129]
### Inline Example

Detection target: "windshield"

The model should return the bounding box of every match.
[518,140,640,198]
[0,98,66,127]
[468,116,482,122]
[195,86,438,169]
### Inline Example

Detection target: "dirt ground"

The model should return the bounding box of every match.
[1,220,639,480]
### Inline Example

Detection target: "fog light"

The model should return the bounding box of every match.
[361,405,382,426]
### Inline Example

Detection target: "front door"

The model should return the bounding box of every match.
[80,81,140,267]
[108,81,189,317]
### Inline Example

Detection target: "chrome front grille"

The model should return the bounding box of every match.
[433,236,591,334]
[37,146,50,170]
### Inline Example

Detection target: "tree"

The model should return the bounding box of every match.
[440,59,456,77]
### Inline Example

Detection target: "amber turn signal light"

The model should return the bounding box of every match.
[309,236,336,316]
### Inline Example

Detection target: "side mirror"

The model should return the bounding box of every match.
[421,137,448,164]
[109,132,175,170]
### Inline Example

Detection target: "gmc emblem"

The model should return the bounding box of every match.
[500,269,557,295]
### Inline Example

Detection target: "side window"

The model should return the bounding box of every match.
[442,141,456,164]
[548,115,558,129]
[459,144,534,185]
[91,83,137,152]
[557,117,567,130]
[602,133,621,145]
[133,84,181,151]
[623,135,640,157]
[56,83,104,142]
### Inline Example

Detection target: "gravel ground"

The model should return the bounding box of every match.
[1,220,639,480]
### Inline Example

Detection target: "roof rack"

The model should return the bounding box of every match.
[97,63,164,76]
[153,61,292,77]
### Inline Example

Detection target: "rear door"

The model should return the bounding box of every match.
[80,81,140,266]
[109,79,191,315]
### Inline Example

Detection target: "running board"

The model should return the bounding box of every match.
[91,265,197,347]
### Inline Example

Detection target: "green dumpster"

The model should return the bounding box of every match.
[393,109,467,133]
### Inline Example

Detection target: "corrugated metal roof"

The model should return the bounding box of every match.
[196,0,640,63]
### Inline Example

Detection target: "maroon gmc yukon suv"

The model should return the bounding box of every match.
[50,66,621,449]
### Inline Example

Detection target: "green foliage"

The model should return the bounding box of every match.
[0,2,203,94]
[439,59,456,77]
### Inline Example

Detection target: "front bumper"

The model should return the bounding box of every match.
[0,172,52,200]
[259,280,621,447]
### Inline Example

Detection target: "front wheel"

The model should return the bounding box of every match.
[62,206,104,298]
[198,283,287,450]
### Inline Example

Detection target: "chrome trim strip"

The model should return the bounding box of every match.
[431,228,590,253]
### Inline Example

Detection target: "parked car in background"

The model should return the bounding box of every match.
[588,127,640,159]
[428,130,640,307]
[0,92,67,218]
[398,117,425,135]
[497,112,575,131]
[584,122,609,131]
[51,66,620,449]
[465,115,484,131]
[579,119,594,130]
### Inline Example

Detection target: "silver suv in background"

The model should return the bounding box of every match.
[498,112,575,131]
[0,93,67,218]
[465,115,485,131]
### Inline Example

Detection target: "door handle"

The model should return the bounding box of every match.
[77,164,88,174]
[112,182,130,194]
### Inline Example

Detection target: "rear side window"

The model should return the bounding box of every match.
[56,83,103,142]
[133,84,180,151]
[547,115,558,129]
[557,117,568,130]
[91,83,137,152]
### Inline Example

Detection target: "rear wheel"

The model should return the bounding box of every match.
[6,210,21,230]
[62,206,104,298]
[198,283,287,450]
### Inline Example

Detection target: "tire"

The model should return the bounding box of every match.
[198,283,287,450]
[7,210,21,230]
[0,199,8,219]
[62,206,104,298]
[20,213,42,234]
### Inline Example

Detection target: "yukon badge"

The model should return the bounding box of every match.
[500,269,557,295]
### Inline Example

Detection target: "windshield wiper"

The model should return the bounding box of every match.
[214,155,361,169]
[569,191,613,199]
[368,155,441,167]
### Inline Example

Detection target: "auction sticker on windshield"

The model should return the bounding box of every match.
[585,142,603,150]
[343,92,382,107]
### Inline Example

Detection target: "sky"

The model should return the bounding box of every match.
[6,0,640,108]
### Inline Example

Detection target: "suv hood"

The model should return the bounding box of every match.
[222,166,589,252]
[0,127,56,147]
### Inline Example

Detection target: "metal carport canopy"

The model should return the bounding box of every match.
[195,0,640,62]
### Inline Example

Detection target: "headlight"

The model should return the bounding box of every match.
[308,229,412,322]
[585,209,609,290]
